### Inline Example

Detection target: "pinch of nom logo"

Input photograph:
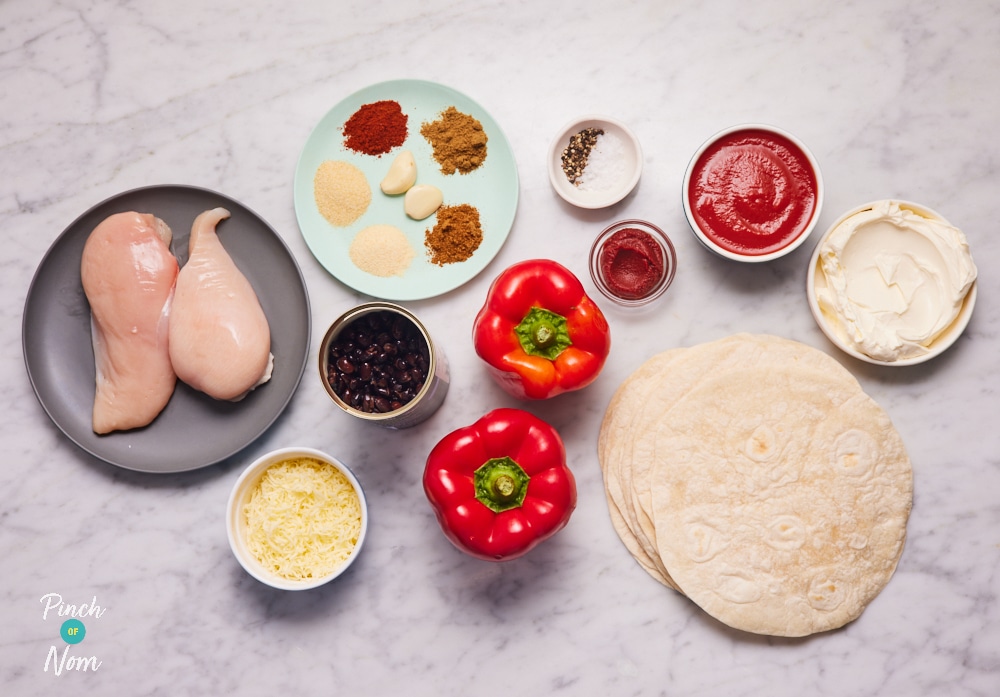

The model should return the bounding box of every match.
[40,593,106,676]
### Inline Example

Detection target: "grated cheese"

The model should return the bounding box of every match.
[244,457,362,581]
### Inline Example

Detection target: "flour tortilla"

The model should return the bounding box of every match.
[598,350,680,589]
[621,336,845,570]
[597,334,912,637]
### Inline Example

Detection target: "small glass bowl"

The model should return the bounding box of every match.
[589,219,677,308]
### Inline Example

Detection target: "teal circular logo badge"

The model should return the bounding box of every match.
[60,619,86,644]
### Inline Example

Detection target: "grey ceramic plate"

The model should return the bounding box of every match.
[22,185,311,473]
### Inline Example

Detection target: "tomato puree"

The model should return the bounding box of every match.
[687,128,818,256]
[599,228,664,299]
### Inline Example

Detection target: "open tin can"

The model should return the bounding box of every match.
[319,302,449,429]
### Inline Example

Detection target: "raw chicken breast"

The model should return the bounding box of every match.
[81,211,179,434]
[169,207,273,401]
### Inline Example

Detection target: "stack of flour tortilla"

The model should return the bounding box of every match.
[598,334,913,637]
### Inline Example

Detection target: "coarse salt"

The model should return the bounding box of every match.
[578,131,626,192]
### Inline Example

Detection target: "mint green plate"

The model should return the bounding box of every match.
[293,79,519,300]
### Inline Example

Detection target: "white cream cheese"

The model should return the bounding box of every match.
[816,200,977,361]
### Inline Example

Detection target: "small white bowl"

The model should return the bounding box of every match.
[807,200,978,366]
[548,115,642,209]
[682,123,823,262]
[227,447,368,590]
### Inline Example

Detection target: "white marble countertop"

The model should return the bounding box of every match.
[3,1,998,694]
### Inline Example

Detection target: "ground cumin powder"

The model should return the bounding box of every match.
[424,204,483,265]
[420,107,488,174]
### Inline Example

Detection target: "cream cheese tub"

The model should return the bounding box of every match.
[807,199,977,365]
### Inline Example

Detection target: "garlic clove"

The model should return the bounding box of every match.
[404,184,444,220]
[380,150,417,195]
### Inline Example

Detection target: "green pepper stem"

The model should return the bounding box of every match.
[474,457,530,513]
[531,320,557,349]
[492,474,518,501]
[514,307,572,360]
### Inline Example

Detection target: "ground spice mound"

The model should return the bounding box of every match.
[342,100,408,156]
[420,107,488,174]
[350,224,414,277]
[425,204,483,265]
[314,160,371,226]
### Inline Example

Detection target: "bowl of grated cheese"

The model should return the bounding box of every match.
[227,447,368,590]
[548,115,642,209]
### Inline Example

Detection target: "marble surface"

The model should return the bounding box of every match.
[2,1,998,694]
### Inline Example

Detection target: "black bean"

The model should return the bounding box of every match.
[336,357,355,375]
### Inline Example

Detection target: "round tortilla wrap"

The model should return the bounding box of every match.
[598,334,912,636]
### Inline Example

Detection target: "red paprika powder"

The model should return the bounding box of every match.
[342,100,408,156]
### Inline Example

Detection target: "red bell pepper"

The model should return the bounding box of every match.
[423,408,577,561]
[473,259,611,400]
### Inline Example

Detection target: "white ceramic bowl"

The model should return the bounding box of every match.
[682,123,823,262]
[806,199,978,366]
[548,115,642,209]
[227,446,368,590]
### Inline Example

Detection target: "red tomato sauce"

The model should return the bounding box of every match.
[687,129,818,256]
[599,228,664,299]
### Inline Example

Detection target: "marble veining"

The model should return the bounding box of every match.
[2,1,999,695]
